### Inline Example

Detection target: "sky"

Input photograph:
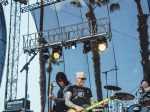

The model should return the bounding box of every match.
[0,0,150,112]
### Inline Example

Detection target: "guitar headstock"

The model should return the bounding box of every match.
[49,81,53,95]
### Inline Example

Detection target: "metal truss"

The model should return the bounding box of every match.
[0,0,8,5]
[21,0,65,13]
[23,18,111,52]
[4,0,21,108]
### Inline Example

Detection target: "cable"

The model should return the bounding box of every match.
[53,0,60,27]
[111,38,118,86]
[129,85,140,94]
[27,0,30,42]
[62,48,66,73]
[85,54,91,89]
[31,11,39,31]
[106,1,112,41]
[112,29,139,40]
[52,3,88,22]
[53,0,66,73]
[106,1,118,86]
[60,8,81,20]
[148,0,150,13]
[79,6,91,89]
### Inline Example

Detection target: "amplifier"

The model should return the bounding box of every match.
[3,109,33,112]
[5,98,30,110]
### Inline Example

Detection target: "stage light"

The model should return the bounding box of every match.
[52,46,62,59]
[71,42,77,49]
[42,48,49,60]
[98,38,108,52]
[83,41,92,54]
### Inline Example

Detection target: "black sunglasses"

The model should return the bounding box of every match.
[79,78,86,80]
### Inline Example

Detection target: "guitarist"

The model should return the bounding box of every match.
[49,72,71,112]
[65,72,95,112]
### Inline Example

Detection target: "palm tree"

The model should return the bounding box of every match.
[39,0,46,112]
[38,0,63,111]
[46,54,62,112]
[134,0,150,81]
[71,0,120,101]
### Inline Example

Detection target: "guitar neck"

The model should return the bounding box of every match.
[67,96,113,112]
[49,81,53,112]
[85,97,110,111]
[49,81,53,95]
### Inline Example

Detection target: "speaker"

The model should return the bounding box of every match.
[5,98,30,111]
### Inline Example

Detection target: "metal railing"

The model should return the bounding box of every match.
[23,18,111,52]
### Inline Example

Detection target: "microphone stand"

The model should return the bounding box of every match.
[102,68,118,98]
[102,68,118,112]
[20,52,38,112]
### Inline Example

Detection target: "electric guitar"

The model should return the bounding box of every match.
[67,96,114,112]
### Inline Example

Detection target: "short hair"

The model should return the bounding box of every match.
[56,72,70,86]
[141,79,150,85]
[75,72,86,78]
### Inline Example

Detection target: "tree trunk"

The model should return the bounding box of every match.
[39,53,46,112]
[39,0,46,112]
[47,64,52,112]
[135,0,150,80]
[86,10,103,101]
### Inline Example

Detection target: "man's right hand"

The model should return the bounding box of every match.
[49,94,56,100]
[74,105,84,112]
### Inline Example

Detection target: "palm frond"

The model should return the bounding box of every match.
[97,0,110,6]
[89,0,96,5]
[110,3,120,12]
[70,0,82,7]
[96,1,101,7]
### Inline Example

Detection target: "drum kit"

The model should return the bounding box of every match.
[92,85,150,112]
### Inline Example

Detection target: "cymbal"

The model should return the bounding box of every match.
[104,85,121,91]
[115,92,135,100]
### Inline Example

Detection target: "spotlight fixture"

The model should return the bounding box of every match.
[98,38,108,52]
[52,46,62,59]
[71,42,77,50]
[42,48,50,60]
[83,41,92,54]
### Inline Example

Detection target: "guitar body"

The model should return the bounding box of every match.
[67,97,111,112]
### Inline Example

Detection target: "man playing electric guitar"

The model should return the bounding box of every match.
[49,72,71,112]
[65,72,95,112]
